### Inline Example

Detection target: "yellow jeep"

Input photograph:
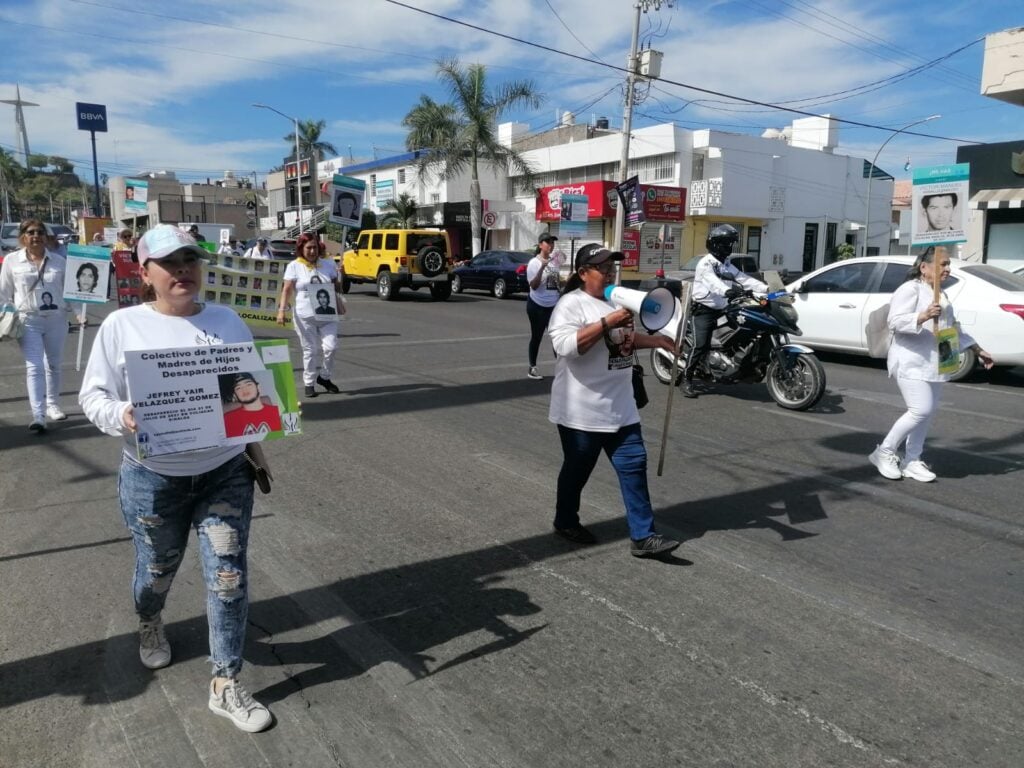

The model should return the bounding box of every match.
[340,229,453,301]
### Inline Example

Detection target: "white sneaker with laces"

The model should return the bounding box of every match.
[869,446,902,480]
[46,405,67,421]
[209,679,273,732]
[527,366,542,380]
[139,617,171,669]
[902,460,936,483]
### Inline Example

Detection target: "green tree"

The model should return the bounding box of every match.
[27,153,50,171]
[283,119,338,208]
[380,192,419,228]
[402,58,543,256]
[49,156,74,174]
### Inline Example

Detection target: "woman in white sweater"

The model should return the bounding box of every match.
[78,225,272,732]
[869,247,994,482]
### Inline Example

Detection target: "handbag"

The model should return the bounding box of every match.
[865,303,893,358]
[243,442,273,494]
[631,352,649,409]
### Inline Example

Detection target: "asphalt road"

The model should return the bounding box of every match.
[1,286,1022,768]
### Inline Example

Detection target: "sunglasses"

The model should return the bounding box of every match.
[23,229,46,236]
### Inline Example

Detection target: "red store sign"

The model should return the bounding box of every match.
[536,181,685,223]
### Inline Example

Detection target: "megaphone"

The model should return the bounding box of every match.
[604,285,676,333]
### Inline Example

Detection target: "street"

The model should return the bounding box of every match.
[1,288,1022,768]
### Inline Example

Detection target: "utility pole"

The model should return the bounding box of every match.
[612,1,670,275]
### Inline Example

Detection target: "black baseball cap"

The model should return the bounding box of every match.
[231,372,257,387]
[538,233,558,244]
[574,243,624,271]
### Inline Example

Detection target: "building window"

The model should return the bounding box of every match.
[370,174,377,196]
[397,168,406,184]
[430,193,440,204]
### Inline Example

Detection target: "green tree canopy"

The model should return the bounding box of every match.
[402,58,543,256]
[380,192,419,229]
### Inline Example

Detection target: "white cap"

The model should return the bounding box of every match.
[137,225,209,265]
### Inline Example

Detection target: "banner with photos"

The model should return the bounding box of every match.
[201,250,291,328]
[125,338,301,459]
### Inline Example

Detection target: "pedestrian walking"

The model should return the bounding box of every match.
[276,232,345,398]
[0,218,69,432]
[546,243,681,558]
[525,232,563,380]
[78,224,272,732]
[869,247,994,482]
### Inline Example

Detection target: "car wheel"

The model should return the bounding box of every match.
[341,277,351,294]
[416,246,446,278]
[377,270,399,301]
[451,274,463,294]
[948,346,977,382]
[430,281,453,301]
[493,278,508,299]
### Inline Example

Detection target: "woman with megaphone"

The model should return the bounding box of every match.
[546,243,681,559]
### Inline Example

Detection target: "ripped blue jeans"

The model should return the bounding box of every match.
[118,452,254,679]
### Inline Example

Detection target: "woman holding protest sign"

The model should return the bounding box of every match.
[276,232,345,398]
[0,218,69,432]
[869,247,994,483]
[78,224,272,733]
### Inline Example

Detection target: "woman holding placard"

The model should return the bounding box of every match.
[869,247,994,483]
[0,218,69,432]
[78,224,272,732]
[276,232,345,398]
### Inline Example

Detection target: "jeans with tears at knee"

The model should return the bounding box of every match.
[118,452,254,679]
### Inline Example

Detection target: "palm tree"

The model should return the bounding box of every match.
[380,192,419,228]
[402,58,543,256]
[284,119,339,208]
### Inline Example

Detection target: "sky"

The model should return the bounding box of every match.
[0,0,1021,188]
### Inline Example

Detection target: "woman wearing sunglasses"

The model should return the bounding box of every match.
[0,218,69,432]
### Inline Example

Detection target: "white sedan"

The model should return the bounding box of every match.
[786,256,1024,380]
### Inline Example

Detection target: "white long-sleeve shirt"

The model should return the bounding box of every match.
[886,279,976,382]
[691,253,767,310]
[548,290,638,432]
[79,303,253,475]
[0,248,67,316]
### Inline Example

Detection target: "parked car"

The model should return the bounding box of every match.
[340,228,453,301]
[662,253,767,283]
[785,256,1024,380]
[1,222,76,266]
[241,237,296,259]
[451,250,531,298]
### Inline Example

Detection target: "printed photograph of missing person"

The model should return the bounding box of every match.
[219,291,231,304]
[75,262,101,293]
[218,371,282,439]
[234,294,247,306]
[313,287,338,315]
[333,190,360,220]
[919,192,959,233]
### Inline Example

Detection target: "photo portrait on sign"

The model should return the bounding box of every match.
[330,186,364,227]
[910,164,969,247]
[63,255,111,304]
[124,179,148,213]
[218,370,282,440]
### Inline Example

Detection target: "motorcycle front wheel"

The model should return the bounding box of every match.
[765,353,826,410]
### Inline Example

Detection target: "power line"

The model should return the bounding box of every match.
[382,0,982,145]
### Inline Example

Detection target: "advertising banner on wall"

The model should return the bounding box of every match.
[911,163,969,247]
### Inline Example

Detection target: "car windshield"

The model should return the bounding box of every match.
[49,225,72,236]
[960,264,1024,292]
[1,224,19,238]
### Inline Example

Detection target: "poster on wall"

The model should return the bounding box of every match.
[63,245,111,304]
[125,338,301,459]
[911,163,969,247]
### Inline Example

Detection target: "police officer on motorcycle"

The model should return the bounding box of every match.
[681,224,768,398]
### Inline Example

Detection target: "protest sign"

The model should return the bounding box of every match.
[125,179,148,213]
[615,176,645,227]
[125,339,300,459]
[911,164,969,247]
[64,245,111,304]
[559,193,589,238]
[329,174,366,228]
[201,251,288,328]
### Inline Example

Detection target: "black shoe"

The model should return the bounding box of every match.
[304,385,318,399]
[28,420,46,434]
[553,525,598,545]
[316,376,340,394]
[681,379,697,398]
[630,533,680,558]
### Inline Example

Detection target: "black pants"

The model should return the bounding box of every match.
[684,305,720,380]
[526,298,555,367]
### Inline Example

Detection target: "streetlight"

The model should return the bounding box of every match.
[252,103,303,234]
[864,114,940,256]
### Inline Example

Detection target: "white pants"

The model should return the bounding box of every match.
[17,312,69,421]
[881,376,942,462]
[293,314,338,386]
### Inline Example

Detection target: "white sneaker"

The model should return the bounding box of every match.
[527,366,542,380]
[139,617,171,669]
[46,405,67,421]
[209,679,272,733]
[869,446,902,480]
[902,460,936,483]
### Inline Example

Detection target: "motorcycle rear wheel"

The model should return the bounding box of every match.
[650,347,687,385]
[765,353,826,410]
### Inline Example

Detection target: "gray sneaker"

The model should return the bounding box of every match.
[139,617,171,669]
[630,533,680,558]
[209,679,273,733]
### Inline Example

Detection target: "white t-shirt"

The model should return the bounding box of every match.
[526,252,564,307]
[0,248,67,316]
[548,290,638,432]
[283,258,339,319]
[79,303,253,476]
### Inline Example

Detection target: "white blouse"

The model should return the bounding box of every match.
[886,279,976,382]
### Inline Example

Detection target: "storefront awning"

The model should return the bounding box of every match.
[969,188,1024,209]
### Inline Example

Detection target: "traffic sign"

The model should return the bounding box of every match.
[245,199,257,211]
[482,210,498,228]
